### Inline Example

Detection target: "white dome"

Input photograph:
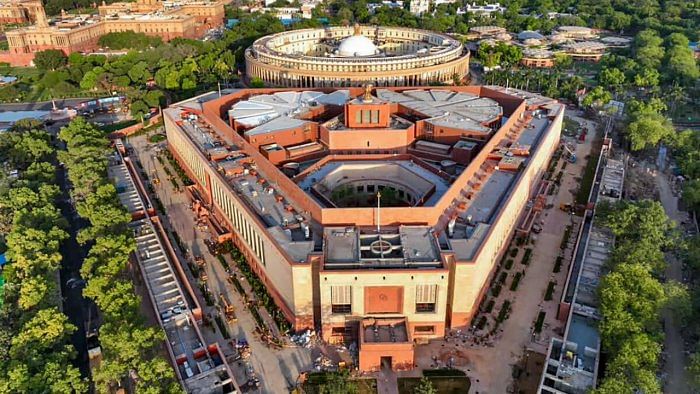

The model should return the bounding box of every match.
[338,35,378,57]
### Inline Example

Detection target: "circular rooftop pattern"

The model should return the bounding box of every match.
[245,25,470,88]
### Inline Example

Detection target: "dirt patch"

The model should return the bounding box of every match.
[437,348,470,367]
[511,350,546,394]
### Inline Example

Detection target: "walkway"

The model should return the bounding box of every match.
[656,173,691,393]
[128,133,317,393]
[415,113,599,393]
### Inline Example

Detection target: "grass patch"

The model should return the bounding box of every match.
[521,248,532,265]
[545,281,556,301]
[398,373,470,394]
[215,315,230,339]
[148,133,166,143]
[303,373,377,394]
[510,272,523,291]
[575,132,603,205]
[98,119,139,133]
[534,311,546,333]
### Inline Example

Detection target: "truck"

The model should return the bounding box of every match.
[219,293,237,323]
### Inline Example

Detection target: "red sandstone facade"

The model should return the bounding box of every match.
[164,86,564,371]
[0,0,226,66]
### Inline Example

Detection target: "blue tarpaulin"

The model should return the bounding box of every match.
[0,254,6,267]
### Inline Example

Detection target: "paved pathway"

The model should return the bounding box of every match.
[656,173,691,393]
[128,133,317,393]
[413,113,599,393]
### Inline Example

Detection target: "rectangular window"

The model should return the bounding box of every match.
[415,284,438,313]
[371,110,379,124]
[362,110,371,124]
[331,285,352,314]
[414,325,435,335]
[355,110,362,124]
[331,327,346,335]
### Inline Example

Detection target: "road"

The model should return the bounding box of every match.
[0,98,91,111]
[56,165,91,378]
[656,173,691,393]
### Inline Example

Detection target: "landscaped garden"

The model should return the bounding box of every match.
[397,369,470,394]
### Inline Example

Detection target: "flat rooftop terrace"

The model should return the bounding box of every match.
[324,226,442,269]
[362,319,409,343]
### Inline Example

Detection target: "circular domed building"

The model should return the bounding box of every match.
[245,24,470,88]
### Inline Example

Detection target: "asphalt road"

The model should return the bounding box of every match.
[57,166,91,379]
[0,98,91,111]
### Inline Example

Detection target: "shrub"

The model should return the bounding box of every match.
[510,248,518,258]
[217,254,230,272]
[553,256,563,273]
[498,272,507,284]
[485,300,495,313]
[521,248,533,265]
[510,272,523,291]
[534,311,546,333]
[545,281,556,301]
[505,259,514,269]
[491,284,502,297]
[476,316,487,330]
[560,225,572,250]
[497,300,511,323]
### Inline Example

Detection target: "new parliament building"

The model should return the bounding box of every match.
[164,85,563,371]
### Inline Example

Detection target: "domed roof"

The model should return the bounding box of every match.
[338,25,378,57]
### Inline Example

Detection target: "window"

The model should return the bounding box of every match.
[415,284,437,313]
[414,325,435,335]
[362,110,371,124]
[371,110,379,124]
[355,110,362,124]
[331,327,346,335]
[331,285,352,314]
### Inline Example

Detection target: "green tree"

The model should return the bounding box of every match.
[633,30,665,68]
[581,86,612,108]
[414,377,437,394]
[250,77,265,88]
[317,371,359,394]
[598,263,665,348]
[33,49,68,71]
[689,353,700,390]
[627,113,674,151]
[598,67,626,91]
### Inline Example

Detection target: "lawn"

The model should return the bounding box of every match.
[302,372,377,394]
[398,370,470,394]
[575,130,603,205]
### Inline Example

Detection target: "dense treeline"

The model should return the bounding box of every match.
[58,117,180,393]
[321,0,697,39]
[97,31,164,51]
[0,121,87,391]
[593,201,689,393]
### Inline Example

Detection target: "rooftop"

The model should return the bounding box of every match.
[361,318,410,343]
[324,226,442,269]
